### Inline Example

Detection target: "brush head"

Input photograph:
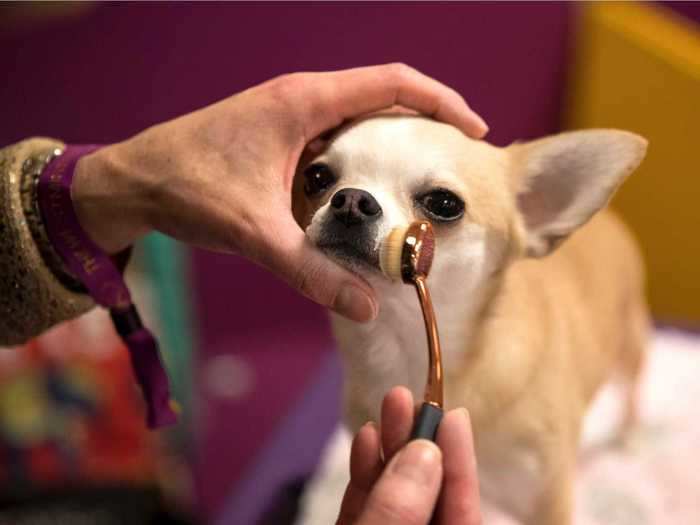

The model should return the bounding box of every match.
[379,221,435,283]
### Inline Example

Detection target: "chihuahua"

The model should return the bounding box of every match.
[292,115,648,525]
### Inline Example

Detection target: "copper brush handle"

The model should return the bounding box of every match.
[410,276,444,441]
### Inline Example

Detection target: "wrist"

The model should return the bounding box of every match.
[72,143,151,254]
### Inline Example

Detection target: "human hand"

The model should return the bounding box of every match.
[337,386,481,525]
[72,64,487,322]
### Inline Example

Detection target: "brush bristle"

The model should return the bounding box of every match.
[379,227,408,280]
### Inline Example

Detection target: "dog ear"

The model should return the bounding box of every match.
[508,129,647,257]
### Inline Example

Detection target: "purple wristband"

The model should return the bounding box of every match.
[37,144,177,429]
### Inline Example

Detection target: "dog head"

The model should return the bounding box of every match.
[293,115,647,298]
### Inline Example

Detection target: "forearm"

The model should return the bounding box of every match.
[0,138,93,345]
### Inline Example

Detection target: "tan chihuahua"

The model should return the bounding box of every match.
[292,115,648,525]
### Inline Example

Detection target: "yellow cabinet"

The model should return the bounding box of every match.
[567,2,700,324]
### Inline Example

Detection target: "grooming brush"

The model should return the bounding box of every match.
[380,221,444,442]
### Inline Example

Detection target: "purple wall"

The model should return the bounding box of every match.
[664,1,700,24]
[1,2,574,520]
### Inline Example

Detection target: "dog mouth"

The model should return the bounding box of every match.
[316,240,380,273]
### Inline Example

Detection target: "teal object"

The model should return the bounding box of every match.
[141,233,195,427]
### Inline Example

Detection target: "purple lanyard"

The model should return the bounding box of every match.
[37,145,177,429]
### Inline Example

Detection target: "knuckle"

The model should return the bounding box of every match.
[264,73,310,135]
[385,62,414,84]
[226,211,260,257]
[448,87,467,107]
[291,263,313,296]
[267,73,300,100]
[266,72,315,109]
[290,256,327,304]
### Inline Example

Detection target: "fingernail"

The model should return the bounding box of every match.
[363,420,378,431]
[335,285,377,322]
[391,440,441,486]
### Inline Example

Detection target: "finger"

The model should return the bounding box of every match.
[357,439,443,525]
[351,422,383,489]
[337,422,384,525]
[260,216,378,322]
[434,408,482,525]
[300,105,416,164]
[303,63,488,140]
[380,386,414,462]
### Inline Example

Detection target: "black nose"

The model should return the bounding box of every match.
[330,188,382,227]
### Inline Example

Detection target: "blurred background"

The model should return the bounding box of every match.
[0,2,698,524]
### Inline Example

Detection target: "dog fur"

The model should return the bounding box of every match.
[292,115,648,525]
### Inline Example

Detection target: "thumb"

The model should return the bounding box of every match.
[264,218,378,322]
[358,440,443,525]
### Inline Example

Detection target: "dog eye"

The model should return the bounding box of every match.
[417,189,465,222]
[303,163,337,196]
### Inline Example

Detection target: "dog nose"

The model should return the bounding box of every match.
[330,188,382,227]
